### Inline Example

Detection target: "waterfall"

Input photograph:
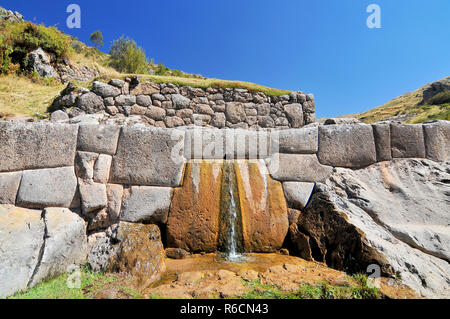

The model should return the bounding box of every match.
[219,161,244,261]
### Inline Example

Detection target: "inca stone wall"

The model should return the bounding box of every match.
[0,119,449,298]
[51,78,316,129]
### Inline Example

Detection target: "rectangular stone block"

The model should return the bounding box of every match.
[0,172,22,205]
[423,120,450,162]
[266,153,333,183]
[271,127,318,154]
[93,154,112,183]
[79,181,107,214]
[16,167,78,209]
[224,129,271,159]
[391,124,426,159]
[184,127,225,159]
[372,123,392,162]
[110,127,185,187]
[0,122,78,172]
[318,124,377,168]
[77,124,121,155]
[283,182,315,210]
[120,186,172,224]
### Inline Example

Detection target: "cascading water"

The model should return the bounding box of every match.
[219,161,245,261]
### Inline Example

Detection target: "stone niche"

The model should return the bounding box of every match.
[166,159,289,253]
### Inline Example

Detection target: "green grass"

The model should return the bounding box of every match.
[8,267,140,299]
[237,274,381,300]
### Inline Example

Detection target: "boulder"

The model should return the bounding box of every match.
[76,92,104,113]
[372,123,392,161]
[290,159,450,297]
[75,151,98,181]
[50,110,69,122]
[167,160,223,252]
[130,82,160,95]
[120,186,172,224]
[110,126,185,187]
[77,124,121,155]
[27,48,57,78]
[0,206,45,298]
[171,94,191,109]
[136,95,152,107]
[284,104,304,128]
[423,120,450,162]
[165,248,188,259]
[92,81,121,98]
[0,172,22,205]
[390,124,426,158]
[109,222,166,287]
[282,182,315,210]
[146,106,166,121]
[266,153,333,183]
[16,167,78,209]
[271,127,318,154]
[0,122,78,172]
[87,232,116,272]
[225,102,246,124]
[28,208,88,287]
[115,94,136,107]
[318,124,377,168]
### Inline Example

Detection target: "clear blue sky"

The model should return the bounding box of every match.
[3,0,450,118]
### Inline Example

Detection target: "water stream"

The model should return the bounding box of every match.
[219,161,245,262]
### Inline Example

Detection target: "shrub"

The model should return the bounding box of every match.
[427,90,450,105]
[90,30,103,48]
[9,21,73,66]
[109,36,149,74]
[0,34,13,74]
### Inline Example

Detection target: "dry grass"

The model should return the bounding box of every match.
[0,75,64,117]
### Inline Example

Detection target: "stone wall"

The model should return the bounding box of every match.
[0,119,449,297]
[51,78,316,129]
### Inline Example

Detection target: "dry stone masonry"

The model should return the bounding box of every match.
[51,78,316,129]
[1,90,450,298]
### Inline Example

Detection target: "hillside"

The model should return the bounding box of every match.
[347,76,450,124]
[0,7,290,118]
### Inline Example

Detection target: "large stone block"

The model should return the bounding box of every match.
[0,122,78,172]
[391,124,426,159]
[0,172,22,205]
[79,181,108,214]
[77,124,121,155]
[235,160,289,252]
[283,182,315,210]
[423,120,450,162]
[167,160,223,253]
[271,127,318,154]
[120,186,173,224]
[92,81,121,98]
[318,124,377,168]
[284,103,304,128]
[16,167,78,209]
[110,126,185,187]
[184,127,225,159]
[372,123,392,162]
[29,208,88,287]
[224,129,271,159]
[0,205,44,298]
[267,153,333,183]
[93,154,112,183]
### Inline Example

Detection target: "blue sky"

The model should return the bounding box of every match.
[3,0,450,118]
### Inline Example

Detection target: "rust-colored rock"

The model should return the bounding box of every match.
[109,222,166,287]
[235,160,289,252]
[166,160,223,253]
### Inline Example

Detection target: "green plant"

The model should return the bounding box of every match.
[109,36,150,74]
[90,30,104,48]
[0,34,13,74]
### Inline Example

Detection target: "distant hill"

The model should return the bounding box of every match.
[344,76,450,124]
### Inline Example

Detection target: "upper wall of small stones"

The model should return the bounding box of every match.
[51,78,316,129]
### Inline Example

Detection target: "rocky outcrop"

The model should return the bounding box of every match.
[50,79,316,129]
[0,205,87,298]
[290,159,450,298]
[27,48,58,78]
[108,222,166,287]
